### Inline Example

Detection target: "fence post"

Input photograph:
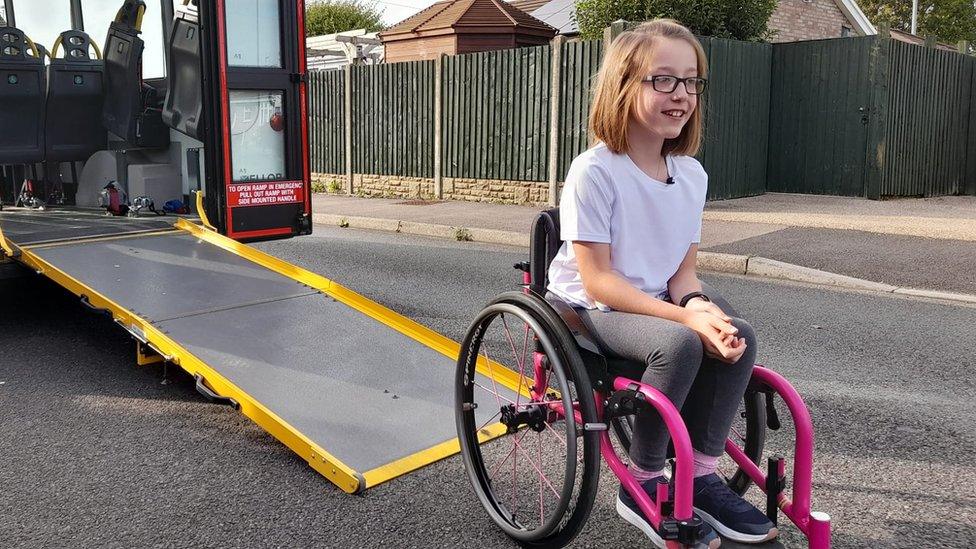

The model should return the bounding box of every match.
[603,19,627,49]
[344,64,354,194]
[547,35,566,206]
[968,59,976,196]
[864,25,891,200]
[434,54,444,199]
[958,41,970,55]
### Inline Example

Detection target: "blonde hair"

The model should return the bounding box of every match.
[588,19,708,156]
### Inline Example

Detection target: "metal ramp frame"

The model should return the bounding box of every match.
[0,210,523,493]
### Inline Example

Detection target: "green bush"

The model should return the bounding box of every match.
[575,0,778,42]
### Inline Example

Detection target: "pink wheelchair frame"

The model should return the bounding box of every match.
[519,266,831,548]
[457,209,831,548]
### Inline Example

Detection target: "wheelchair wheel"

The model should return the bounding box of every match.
[608,388,766,496]
[456,291,600,548]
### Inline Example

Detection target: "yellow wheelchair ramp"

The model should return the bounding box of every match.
[1,210,519,493]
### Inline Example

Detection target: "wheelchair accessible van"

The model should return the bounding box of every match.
[455,209,831,548]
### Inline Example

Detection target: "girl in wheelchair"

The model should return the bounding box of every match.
[546,19,778,548]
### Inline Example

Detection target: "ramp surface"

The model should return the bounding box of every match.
[2,212,516,492]
[0,208,175,245]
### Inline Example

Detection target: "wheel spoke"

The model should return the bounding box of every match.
[473,380,517,406]
[542,417,567,447]
[487,427,561,501]
[511,432,562,498]
[480,345,505,411]
[489,427,530,478]
[477,410,502,433]
[539,431,544,526]
[512,434,518,520]
[501,314,529,410]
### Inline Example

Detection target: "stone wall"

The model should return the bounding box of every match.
[312,173,556,205]
[768,0,854,43]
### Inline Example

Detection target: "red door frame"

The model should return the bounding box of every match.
[214,0,310,240]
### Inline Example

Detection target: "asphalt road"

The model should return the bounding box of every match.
[1,225,973,548]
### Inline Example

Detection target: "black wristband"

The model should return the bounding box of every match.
[679,292,710,308]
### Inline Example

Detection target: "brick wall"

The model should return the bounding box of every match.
[312,173,556,205]
[768,0,854,43]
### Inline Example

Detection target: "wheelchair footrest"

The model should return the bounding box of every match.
[660,515,707,546]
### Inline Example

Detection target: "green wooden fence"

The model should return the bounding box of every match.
[767,36,875,196]
[557,39,603,182]
[697,36,772,200]
[443,45,551,182]
[881,40,973,196]
[308,31,976,200]
[969,64,976,196]
[308,70,344,175]
[768,34,975,198]
[351,60,434,178]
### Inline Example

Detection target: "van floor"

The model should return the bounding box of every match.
[0,207,179,246]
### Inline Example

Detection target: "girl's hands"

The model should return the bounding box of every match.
[682,310,742,362]
[685,298,732,323]
[711,333,747,364]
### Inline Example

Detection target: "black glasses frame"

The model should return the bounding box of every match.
[642,75,708,95]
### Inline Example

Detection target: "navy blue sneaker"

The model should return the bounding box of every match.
[693,473,778,543]
[616,477,721,549]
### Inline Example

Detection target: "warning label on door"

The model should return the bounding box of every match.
[228,181,305,207]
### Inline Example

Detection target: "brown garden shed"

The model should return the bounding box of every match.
[379,0,557,63]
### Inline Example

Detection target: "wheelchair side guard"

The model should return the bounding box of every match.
[599,376,699,530]
[727,366,832,548]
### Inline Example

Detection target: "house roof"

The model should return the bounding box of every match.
[508,0,550,13]
[529,0,578,35]
[834,0,876,36]
[380,0,557,38]
[889,28,959,52]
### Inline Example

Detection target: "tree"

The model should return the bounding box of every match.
[574,0,778,41]
[305,0,384,36]
[859,0,976,47]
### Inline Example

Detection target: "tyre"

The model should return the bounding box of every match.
[456,291,600,547]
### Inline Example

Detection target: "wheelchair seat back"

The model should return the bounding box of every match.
[528,209,646,382]
[528,208,561,294]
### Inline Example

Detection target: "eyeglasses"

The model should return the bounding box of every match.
[642,75,708,95]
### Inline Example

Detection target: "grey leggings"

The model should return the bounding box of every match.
[576,282,757,471]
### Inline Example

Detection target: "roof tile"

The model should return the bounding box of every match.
[380,0,556,36]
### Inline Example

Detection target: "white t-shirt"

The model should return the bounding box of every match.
[547,142,708,310]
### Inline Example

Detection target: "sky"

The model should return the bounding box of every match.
[375,0,440,27]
